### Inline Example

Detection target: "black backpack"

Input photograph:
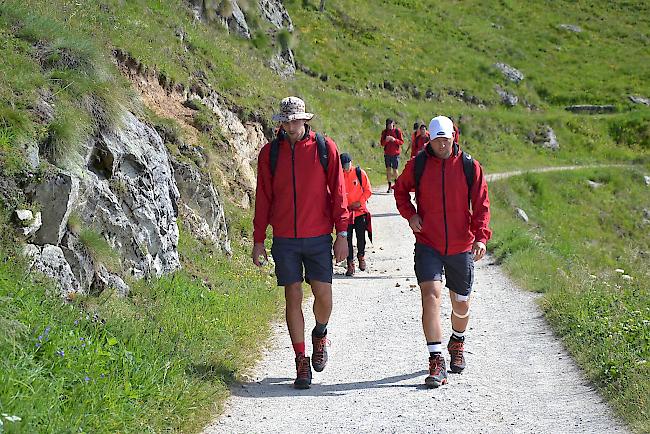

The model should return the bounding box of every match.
[414,149,475,207]
[270,131,328,175]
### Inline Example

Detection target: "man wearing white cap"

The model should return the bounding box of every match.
[393,115,492,388]
[253,96,349,389]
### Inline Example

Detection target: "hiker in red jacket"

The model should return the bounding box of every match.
[341,153,373,276]
[252,96,349,389]
[380,118,404,193]
[394,115,491,389]
[405,123,430,159]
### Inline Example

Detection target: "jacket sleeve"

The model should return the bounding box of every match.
[470,161,492,244]
[325,138,349,233]
[393,158,417,221]
[253,144,272,243]
[361,170,372,203]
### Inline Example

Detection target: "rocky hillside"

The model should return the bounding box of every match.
[1,0,649,297]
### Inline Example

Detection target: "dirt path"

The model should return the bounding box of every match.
[203,180,629,434]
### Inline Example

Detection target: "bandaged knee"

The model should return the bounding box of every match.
[452,309,470,319]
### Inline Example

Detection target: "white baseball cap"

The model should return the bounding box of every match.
[428,116,454,139]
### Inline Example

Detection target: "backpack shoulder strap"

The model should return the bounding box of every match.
[315,132,328,172]
[270,136,281,176]
[414,150,428,198]
[355,166,363,191]
[461,151,475,207]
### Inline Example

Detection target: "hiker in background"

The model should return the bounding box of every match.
[252,96,349,390]
[409,121,421,153]
[380,118,404,193]
[340,153,373,277]
[406,123,430,159]
[393,115,491,389]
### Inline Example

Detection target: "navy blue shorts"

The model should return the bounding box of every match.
[414,243,474,297]
[271,235,333,286]
[384,154,400,169]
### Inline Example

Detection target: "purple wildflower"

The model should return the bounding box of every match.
[74,320,79,325]
[84,376,91,382]
[79,337,84,341]
[44,326,51,334]
[38,335,43,341]
[56,350,65,357]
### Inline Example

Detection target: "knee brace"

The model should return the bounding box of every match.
[452,309,470,319]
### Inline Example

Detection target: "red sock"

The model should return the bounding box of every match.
[292,342,305,356]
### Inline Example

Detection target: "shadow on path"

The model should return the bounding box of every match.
[230,371,429,398]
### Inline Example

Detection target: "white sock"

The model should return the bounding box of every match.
[427,343,442,355]
[452,329,465,340]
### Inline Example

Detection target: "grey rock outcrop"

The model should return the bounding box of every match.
[258,0,294,31]
[565,105,616,114]
[32,173,79,245]
[494,63,524,83]
[495,85,518,107]
[15,209,42,237]
[644,175,650,186]
[527,125,559,150]
[221,0,251,39]
[629,95,650,106]
[172,158,231,253]
[79,111,181,278]
[516,208,529,223]
[269,50,297,78]
[25,244,81,297]
[558,24,582,33]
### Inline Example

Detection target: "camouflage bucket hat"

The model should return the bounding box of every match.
[272,96,314,122]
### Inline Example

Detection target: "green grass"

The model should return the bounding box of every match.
[1,0,650,431]
[0,211,282,433]
[489,167,650,432]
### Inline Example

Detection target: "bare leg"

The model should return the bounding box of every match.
[285,282,304,344]
[449,290,471,333]
[310,280,333,325]
[420,280,443,342]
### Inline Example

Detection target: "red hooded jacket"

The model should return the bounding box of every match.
[253,128,349,243]
[394,146,491,255]
[380,128,404,156]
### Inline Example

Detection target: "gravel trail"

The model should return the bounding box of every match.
[203,181,629,434]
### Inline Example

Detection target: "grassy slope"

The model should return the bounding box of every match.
[0,0,649,432]
[489,167,650,432]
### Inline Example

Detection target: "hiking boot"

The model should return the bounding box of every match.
[425,354,448,388]
[345,260,355,276]
[294,354,312,389]
[311,333,329,372]
[358,256,367,271]
[447,336,466,373]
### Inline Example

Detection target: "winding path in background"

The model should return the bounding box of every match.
[203,166,631,434]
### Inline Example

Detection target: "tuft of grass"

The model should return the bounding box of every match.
[489,167,650,432]
[78,228,121,273]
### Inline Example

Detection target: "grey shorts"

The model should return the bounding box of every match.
[271,235,333,286]
[414,243,474,297]
[384,154,400,169]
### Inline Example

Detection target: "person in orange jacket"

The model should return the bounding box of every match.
[341,153,373,276]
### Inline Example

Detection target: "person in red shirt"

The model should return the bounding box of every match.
[252,96,349,389]
[340,153,373,276]
[394,115,491,389]
[405,123,430,159]
[380,118,404,192]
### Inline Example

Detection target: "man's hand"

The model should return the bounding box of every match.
[252,242,268,267]
[333,235,347,262]
[472,241,486,262]
[385,135,395,143]
[409,214,423,233]
[348,201,361,210]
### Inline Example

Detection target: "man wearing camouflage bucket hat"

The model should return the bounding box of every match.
[253,96,349,389]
